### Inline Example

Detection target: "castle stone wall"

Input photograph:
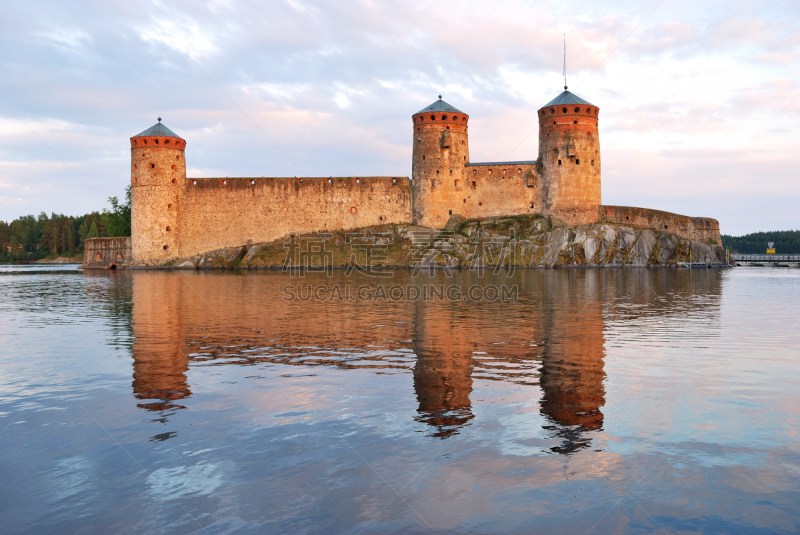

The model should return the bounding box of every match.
[410,109,540,226]
[599,205,721,244]
[460,163,538,218]
[178,176,412,257]
[126,93,722,265]
[82,237,132,269]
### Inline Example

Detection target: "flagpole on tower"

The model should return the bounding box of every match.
[563,34,567,90]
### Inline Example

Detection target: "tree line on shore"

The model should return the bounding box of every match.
[721,230,800,254]
[0,187,131,262]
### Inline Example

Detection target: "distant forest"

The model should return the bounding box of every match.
[0,186,131,262]
[722,230,800,254]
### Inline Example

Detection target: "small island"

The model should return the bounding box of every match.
[80,90,724,269]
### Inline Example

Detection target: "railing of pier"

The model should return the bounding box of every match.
[731,254,800,262]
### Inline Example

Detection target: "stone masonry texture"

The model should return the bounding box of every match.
[82,237,132,269]
[126,92,720,266]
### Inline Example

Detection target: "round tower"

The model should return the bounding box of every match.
[411,96,470,228]
[537,88,601,226]
[130,119,186,265]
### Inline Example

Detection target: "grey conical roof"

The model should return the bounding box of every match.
[543,90,595,108]
[416,97,465,115]
[132,121,183,139]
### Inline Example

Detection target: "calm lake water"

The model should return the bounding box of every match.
[0,266,799,534]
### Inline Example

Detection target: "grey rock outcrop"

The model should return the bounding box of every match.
[160,215,727,270]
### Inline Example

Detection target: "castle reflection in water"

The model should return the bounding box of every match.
[122,270,721,453]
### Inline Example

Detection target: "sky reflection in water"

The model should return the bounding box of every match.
[0,268,799,533]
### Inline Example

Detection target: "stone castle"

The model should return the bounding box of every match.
[94,87,721,267]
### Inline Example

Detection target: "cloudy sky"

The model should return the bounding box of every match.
[1,0,798,235]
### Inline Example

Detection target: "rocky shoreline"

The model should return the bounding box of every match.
[139,215,727,271]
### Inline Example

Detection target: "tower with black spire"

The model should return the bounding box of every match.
[129,119,187,265]
[411,96,471,227]
[536,87,602,226]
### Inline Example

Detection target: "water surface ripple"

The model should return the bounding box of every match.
[0,267,799,533]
